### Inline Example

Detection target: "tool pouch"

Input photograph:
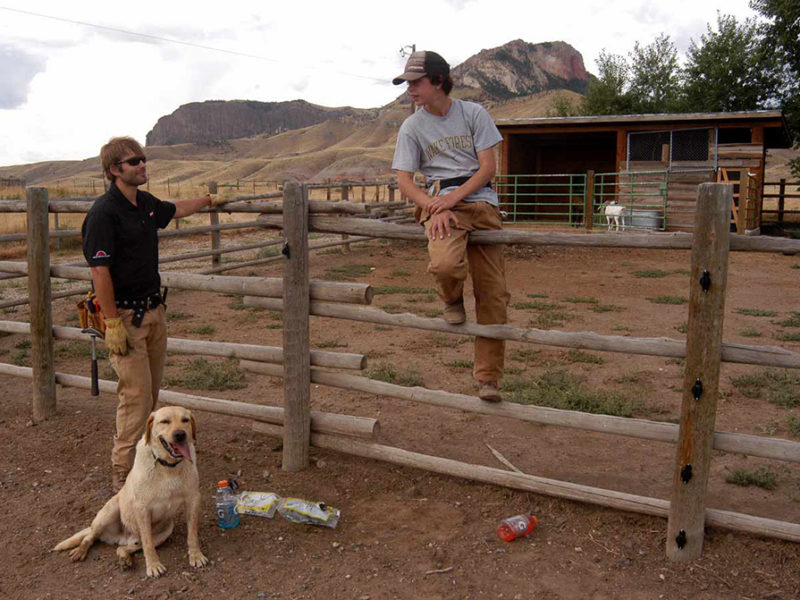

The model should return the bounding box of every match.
[76,293,105,334]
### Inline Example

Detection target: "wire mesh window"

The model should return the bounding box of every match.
[672,128,711,161]
[629,131,671,161]
[628,128,715,167]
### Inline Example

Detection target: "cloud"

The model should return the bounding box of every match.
[0,45,46,109]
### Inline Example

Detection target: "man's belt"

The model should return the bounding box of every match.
[116,291,162,327]
[436,176,493,190]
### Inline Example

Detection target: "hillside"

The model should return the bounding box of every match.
[0,39,593,187]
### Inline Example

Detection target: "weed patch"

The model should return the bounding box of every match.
[366,363,423,387]
[565,349,604,364]
[649,296,687,305]
[56,340,108,360]
[632,269,669,278]
[323,264,373,281]
[168,311,190,321]
[775,312,800,328]
[317,339,348,349]
[562,296,599,304]
[740,327,762,338]
[390,269,410,277]
[675,322,688,334]
[503,370,644,417]
[777,331,800,342]
[513,300,561,311]
[737,308,777,317]
[591,304,624,313]
[526,293,549,299]
[167,358,246,391]
[192,325,215,335]
[443,360,473,369]
[725,467,777,490]
[788,415,800,438]
[373,285,436,295]
[731,369,799,408]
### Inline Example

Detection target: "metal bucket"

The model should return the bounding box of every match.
[629,209,661,231]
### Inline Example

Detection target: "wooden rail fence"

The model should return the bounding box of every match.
[0,182,798,565]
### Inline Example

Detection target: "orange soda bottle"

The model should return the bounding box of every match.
[497,514,539,542]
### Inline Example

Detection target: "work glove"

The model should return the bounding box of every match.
[104,317,129,355]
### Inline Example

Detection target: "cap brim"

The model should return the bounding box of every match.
[392,72,426,85]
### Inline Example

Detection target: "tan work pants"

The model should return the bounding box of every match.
[421,201,509,384]
[108,304,167,472]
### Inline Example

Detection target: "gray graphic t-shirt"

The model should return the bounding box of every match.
[392,99,502,206]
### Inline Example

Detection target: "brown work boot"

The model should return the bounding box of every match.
[443,300,466,325]
[112,467,129,493]
[478,381,502,403]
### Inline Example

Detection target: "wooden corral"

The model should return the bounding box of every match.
[495,111,792,232]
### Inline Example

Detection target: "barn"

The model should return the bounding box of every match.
[494,111,791,232]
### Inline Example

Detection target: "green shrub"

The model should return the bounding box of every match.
[167,358,246,391]
[632,269,669,278]
[366,363,423,387]
[737,308,777,317]
[725,467,777,490]
[731,370,799,408]
[649,296,687,305]
[503,370,643,417]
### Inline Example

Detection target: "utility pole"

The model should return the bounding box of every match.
[400,44,416,116]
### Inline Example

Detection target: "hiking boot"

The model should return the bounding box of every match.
[443,300,466,325]
[112,467,129,492]
[478,382,502,403]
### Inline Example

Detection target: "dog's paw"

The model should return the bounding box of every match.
[116,551,134,571]
[68,546,89,562]
[188,550,209,568]
[146,561,167,578]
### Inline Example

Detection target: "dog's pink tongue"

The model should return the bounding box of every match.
[175,440,193,461]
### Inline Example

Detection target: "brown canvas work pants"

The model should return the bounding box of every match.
[421,201,510,384]
[108,304,167,472]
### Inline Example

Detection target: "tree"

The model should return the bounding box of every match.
[582,50,635,115]
[682,13,777,113]
[627,34,682,113]
[751,0,800,176]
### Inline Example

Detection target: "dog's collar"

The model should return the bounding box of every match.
[152,450,182,468]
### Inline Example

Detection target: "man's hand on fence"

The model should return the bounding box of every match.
[103,317,129,355]
[210,194,233,208]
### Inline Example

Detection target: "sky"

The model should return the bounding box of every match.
[0,0,760,167]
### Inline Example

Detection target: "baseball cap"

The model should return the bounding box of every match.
[392,51,450,85]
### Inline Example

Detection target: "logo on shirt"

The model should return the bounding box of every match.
[92,250,110,259]
[149,211,154,217]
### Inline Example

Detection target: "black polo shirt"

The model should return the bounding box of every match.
[82,182,176,300]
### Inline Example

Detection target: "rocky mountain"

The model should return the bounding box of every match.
[146,40,589,146]
[1,39,593,185]
[146,100,377,146]
[452,40,589,102]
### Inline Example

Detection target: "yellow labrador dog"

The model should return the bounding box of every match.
[53,406,208,577]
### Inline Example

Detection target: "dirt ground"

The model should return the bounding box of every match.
[0,229,798,600]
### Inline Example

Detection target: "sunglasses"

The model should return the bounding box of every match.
[116,156,147,167]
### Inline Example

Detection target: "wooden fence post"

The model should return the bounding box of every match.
[584,170,595,231]
[281,182,311,471]
[26,187,56,422]
[666,183,731,562]
[389,184,395,203]
[777,178,786,225]
[208,182,220,268]
[340,182,351,252]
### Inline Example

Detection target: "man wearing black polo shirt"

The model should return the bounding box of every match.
[82,136,224,491]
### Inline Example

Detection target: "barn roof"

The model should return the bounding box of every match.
[495,110,791,147]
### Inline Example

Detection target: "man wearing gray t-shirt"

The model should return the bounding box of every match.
[392,50,510,402]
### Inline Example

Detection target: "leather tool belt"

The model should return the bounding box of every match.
[116,291,162,327]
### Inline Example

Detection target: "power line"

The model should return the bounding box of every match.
[0,6,387,84]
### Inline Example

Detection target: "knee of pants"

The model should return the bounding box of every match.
[428,254,467,280]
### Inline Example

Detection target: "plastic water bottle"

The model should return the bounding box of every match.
[497,514,538,542]
[216,480,239,530]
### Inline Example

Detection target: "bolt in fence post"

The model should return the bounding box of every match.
[208,182,220,268]
[281,181,311,472]
[666,182,731,562]
[26,187,57,422]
